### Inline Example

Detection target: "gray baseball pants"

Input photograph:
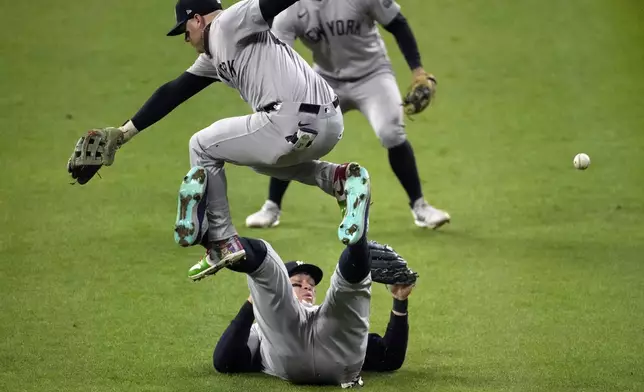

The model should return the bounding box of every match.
[188,99,344,241]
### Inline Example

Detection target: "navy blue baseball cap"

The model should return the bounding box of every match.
[285,261,323,285]
[167,0,223,36]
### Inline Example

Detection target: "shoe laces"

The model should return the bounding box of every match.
[261,200,280,214]
[412,199,435,217]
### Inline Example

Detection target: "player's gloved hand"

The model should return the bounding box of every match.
[66,127,126,185]
[369,240,418,285]
[402,69,437,116]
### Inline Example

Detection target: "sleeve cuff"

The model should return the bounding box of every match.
[393,298,408,314]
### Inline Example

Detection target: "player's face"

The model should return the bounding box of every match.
[290,273,316,305]
[184,15,207,53]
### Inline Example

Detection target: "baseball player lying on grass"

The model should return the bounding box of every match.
[213,269,415,387]
[246,0,450,230]
[205,166,418,387]
[67,0,374,277]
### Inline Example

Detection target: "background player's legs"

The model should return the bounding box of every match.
[354,72,451,229]
[269,179,291,209]
[354,72,418,201]
[244,178,289,228]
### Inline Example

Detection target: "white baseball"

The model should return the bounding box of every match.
[573,153,591,170]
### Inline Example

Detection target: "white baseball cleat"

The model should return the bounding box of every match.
[245,200,281,228]
[411,199,451,229]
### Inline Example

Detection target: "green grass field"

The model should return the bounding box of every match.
[2,0,644,391]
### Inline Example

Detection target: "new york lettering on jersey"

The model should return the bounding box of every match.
[273,0,401,81]
[304,19,362,43]
[216,60,237,83]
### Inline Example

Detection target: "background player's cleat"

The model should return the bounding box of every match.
[338,163,371,245]
[411,199,451,229]
[245,200,281,228]
[188,236,246,281]
[174,166,209,247]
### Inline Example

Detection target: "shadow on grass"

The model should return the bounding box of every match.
[177,361,494,390]
[363,365,494,389]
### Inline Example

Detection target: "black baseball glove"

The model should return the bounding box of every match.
[402,72,437,116]
[67,127,125,185]
[369,240,418,285]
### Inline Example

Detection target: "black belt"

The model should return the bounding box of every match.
[259,96,339,113]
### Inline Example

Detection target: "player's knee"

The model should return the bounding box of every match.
[189,133,203,154]
[376,127,407,149]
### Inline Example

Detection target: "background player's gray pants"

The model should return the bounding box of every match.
[247,241,371,385]
[325,71,406,149]
[188,101,344,241]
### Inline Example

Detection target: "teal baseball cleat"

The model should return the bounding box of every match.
[338,163,371,245]
[174,166,208,247]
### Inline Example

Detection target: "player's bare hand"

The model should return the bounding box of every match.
[411,67,427,79]
[247,295,253,304]
[389,284,414,301]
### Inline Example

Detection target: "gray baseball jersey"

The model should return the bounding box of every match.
[182,0,346,241]
[272,0,401,82]
[244,241,371,385]
[186,0,335,110]
[272,0,407,148]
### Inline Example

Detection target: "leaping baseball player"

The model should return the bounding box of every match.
[245,0,451,230]
[208,167,419,387]
[67,0,374,278]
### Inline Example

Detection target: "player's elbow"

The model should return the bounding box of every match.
[381,353,406,372]
[212,355,229,373]
[212,349,240,374]
[213,358,240,374]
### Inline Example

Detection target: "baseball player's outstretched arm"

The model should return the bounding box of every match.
[257,0,299,23]
[383,13,423,72]
[125,72,217,135]
[213,300,262,373]
[361,296,411,372]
